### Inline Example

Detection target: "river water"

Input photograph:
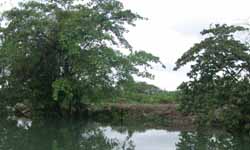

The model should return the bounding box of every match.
[0,117,250,150]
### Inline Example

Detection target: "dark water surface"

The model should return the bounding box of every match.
[0,117,250,150]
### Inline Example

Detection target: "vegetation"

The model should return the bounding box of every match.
[0,0,164,113]
[113,81,178,104]
[174,24,250,131]
[3,1,250,150]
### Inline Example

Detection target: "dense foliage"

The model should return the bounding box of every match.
[174,24,250,131]
[0,0,163,113]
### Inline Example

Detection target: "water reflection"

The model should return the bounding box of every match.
[7,116,32,130]
[176,131,250,150]
[0,118,250,150]
[16,118,32,130]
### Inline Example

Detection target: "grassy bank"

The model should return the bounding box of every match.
[104,89,179,104]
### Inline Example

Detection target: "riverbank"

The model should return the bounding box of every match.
[6,102,195,131]
[88,103,195,131]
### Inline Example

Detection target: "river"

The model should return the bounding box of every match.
[0,117,249,150]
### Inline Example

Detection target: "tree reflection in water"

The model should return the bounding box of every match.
[0,119,135,150]
[176,130,250,150]
[1,118,250,150]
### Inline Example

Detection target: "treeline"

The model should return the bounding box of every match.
[111,81,178,104]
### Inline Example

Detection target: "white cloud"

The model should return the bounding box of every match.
[120,0,250,90]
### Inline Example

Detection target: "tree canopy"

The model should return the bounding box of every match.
[0,0,164,112]
[174,24,250,130]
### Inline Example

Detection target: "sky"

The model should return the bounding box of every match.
[2,0,250,90]
[119,0,250,90]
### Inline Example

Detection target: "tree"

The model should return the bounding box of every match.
[0,0,163,113]
[174,24,250,130]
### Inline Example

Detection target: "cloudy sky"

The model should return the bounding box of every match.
[116,0,250,90]
[2,0,250,90]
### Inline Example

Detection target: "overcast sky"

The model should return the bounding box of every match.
[2,0,250,90]
[119,0,250,90]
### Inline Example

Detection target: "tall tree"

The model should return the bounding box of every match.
[0,0,163,112]
[174,24,250,130]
